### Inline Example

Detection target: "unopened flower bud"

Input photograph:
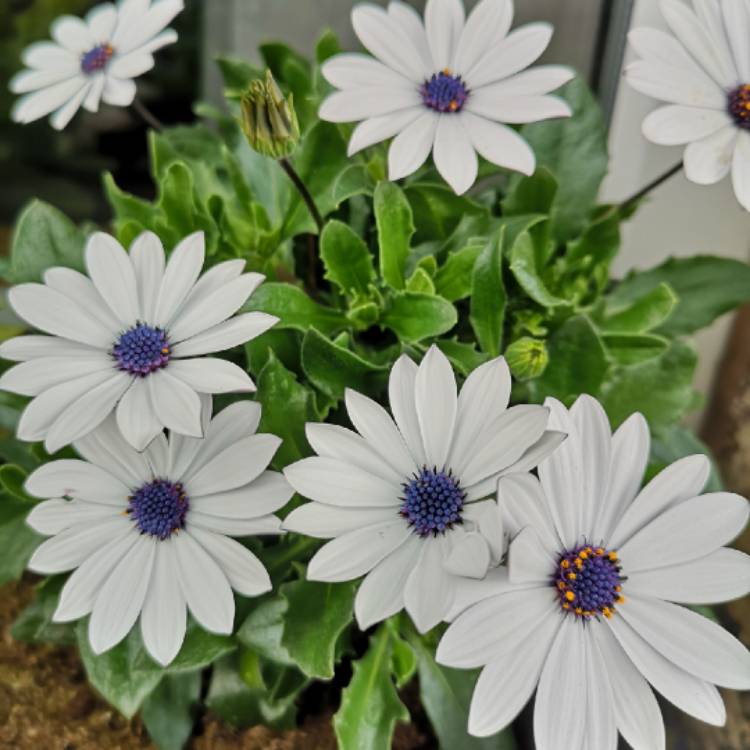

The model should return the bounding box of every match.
[240,70,300,159]
[504,337,549,381]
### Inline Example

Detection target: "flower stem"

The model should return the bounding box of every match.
[619,161,683,212]
[131,97,165,132]
[279,158,324,233]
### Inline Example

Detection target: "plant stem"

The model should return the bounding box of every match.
[131,97,165,132]
[279,158,324,233]
[619,161,683,212]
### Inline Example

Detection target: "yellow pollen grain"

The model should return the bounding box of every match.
[562,603,570,610]
[575,607,582,615]
[443,67,451,75]
[616,595,625,604]
[602,607,612,619]
[567,572,576,581]
[561,560,570,569]
[557,581,566,590]
[579,550,589,560]
[608,551,618,561]
[595,548,604,556]
[565,591,575,602]
[449,100,458,111]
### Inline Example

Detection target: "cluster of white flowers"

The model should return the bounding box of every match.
[4,0,750,746]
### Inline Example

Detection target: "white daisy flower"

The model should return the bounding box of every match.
[318,0,574,195]
[24,399,293,666]
[282,345,564,633]
[0,231,277,453]
[9,0,183,130]
[625,0,750,211]
[437,394,750,746]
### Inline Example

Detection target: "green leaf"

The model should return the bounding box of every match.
[404,184,488,244]
[301,328,389,400]
[281,578,356,679]
[0,478,41,587]
[375,182,415,290]
[408,634,516,750]
[601,333,670,365]
[255,352,319,467]
[246,282,347,336]
[434,243,483,302]
[405,267,436,294]
[216,55,263,98]
[509,230,568,308]
[502,166,558,217]
[470,232,507,357]
[609,256,750,336]
[237,596,293,666]
[435,339,491,376]
[528,316,608,403]
[334,626,409,750]
[5,200,86,282]
[649,424,723,492]
[382,292,457,343]
[12,576,75,645]
[603,282,677,333]
[140,671,201,750]
[509,77,608,242]
[600,340,698,428]
[320,220,376,296]
[566,207,621,266]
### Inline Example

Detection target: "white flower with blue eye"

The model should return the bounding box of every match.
[625,0,750,211]
[282,345,564,633]
[24,399,293,666]
[9,0,183,130]
[437,395,750,746]
[318,0,574,194]
[0,231,277,453]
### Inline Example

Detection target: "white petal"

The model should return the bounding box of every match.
[174,531,234,634]
[85,232,140,326]
[282,502,395,538]
[618,492,748,572]
[497,429,566,478]
[187,434,281,496]
[432,114,478,195]
[43,267,120,334]
[508,526,556,585]
[50,88,90,130]
[404,535,456,632]
[620,594,750,689]
[347,108,424,156]
[26,458,131,503]
[140,539,186,666]
[684,123,737,185]
[593,412,649,542]
[467,615,559,737]
[0,356,113,397]
[322,52,414,89]
[609,613,726,726]
[591,621,665,750]
[453,0,513,76]
[498,473,560,554]
[584,634,618,750]
[466,92,571,124]
[485,65,575,96]
[643,104,731,145]
[171,311,277,359]
[533,617,587,750]
[168,358,255,395]
[732,130,750,212]
[109,51,154,78]
[0,335,99,362]
[609,454,710,549]
[319,87,421,123]
[21,40,78,70]
[8,283,113,348]
[445,566,530,621]
[191,471,293,519]
[86,3,117,39]
[628,26,710,77]
[626,548,750,604]
[144,433,169,477]
[721,0,750,81]
[466,23,552,89]
[354,534,421,629]
[175,258,246,315]
[415,346,457,470]
[283,457,400,507]
[10,67,78,94]
[51,15,93,52]
[188,512,280,537]
[443,530,490,578]
[11,76,88,126]
[82,73,105,113]
[624,60,726,108]
[351,4,430,81]
[89,534,156,654]
[424,0,465,70]
[26,498,116,536]
[345,388,416,477]
[388,111,439,181]
[387,1,433,74]
[461,112,535,175]
[462,499,504,564]
[117,0,183,54]
[154,232,205,328]
[54,528,137,622]
[148,369,202,438]
[110,0,150,49]
[129,232,165,322]
[188,526,271,597]
[45,373,131,453]
[307,520,411,582]
[388,354,427,466]
[115,379,162,451]
[101,76,137,106]
[305,423,402,484]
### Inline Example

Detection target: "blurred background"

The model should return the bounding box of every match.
[2,0,750,420]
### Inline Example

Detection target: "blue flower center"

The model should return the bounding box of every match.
[421,69,469,113]
[729,84,750,129]
[554,545,624,620]
[80,43,114,74]
[112,323,171,377]
[127,479,189,540]
[400,467,465,537]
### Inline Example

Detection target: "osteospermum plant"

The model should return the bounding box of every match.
[2,0,750,748]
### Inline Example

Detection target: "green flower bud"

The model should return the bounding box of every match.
[505,337,549,381]
[240,70,300,159]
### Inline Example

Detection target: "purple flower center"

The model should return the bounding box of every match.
[421,69,469,113]
[554,544,624,620]
[728,84,750,129]
[128,479,189,539]
[112,323,170,377]
[80,43,114,74]
[400,467,465,537]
